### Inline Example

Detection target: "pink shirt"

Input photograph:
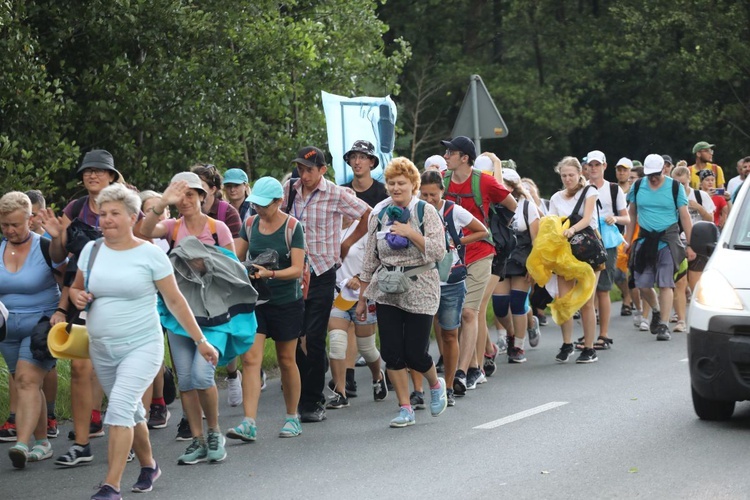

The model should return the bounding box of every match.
[162,217,233,248]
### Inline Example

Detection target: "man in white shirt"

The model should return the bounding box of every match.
[727,156,750,197]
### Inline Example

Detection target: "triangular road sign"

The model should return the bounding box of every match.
[452,75,509,141]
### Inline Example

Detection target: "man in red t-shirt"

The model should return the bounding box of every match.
[441,136,516,396]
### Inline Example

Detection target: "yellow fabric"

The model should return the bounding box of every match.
[689,163,725,189]
[526,215,596,324]
[616,243,629,273]
[48,322,90,360]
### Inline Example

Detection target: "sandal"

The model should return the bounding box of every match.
[593,336,613,350]
[620,303,633,316]
[28,441,53,462]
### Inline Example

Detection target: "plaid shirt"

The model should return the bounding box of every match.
[282,178,369,275]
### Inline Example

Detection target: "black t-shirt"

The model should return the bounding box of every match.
[342,179,388,208]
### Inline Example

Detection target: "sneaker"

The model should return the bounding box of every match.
[536,313,548,326]
[528,316,541,347]
[279,417,302,438]
[496,336,508,356]
[476,370,487,385]
[178,437,207,465]
[55,443,93,467]
[639,319,650,332]
[655,324,671,341]
[483,355,497,377]
[576,348,598,363]
[8,442,28,469]
[28,440,53,462]
[91,484,122,500]
[435,355,444,373]
[299,404,326,423]
[555,343,575,363]
[633,311,643,328]
[673,320,687,333]
[446,389,456,407]
[372,370,388,402]
[508,346,527,363]
[355,355,367,367]
[226,372,243,407]
[453,370,467,396]
[573,310,581,320]
[132,461,161,492]
[429,377,448,417]
[147,404,171,429]
[69,420,105,440]
[0,419,17,442]
[649,310,662,334]
[670,313,679,323]
[410,391,426,410]
[206,430,226,463]
[466,367,482,390]
[327,378,357,398]
[47,417,59,439]
[227,420,257,442]
[326,392,350,409]
[127,449,135,462]
[389,407,415,428]
[260,369,267,392]
[175,417,192,441]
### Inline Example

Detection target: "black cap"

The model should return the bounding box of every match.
[343,140,379,169]
[440,136,477,162]
[292,146,327,168]
[76,149,120,177]
[661,154,673,165]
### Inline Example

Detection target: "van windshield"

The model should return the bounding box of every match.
[729,189,750,250]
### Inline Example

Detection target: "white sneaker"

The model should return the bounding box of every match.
[673,320,687,333]
[639,319,650,332]
[226,372,243,407]
[633,311,643,328]
[260,369,267,392]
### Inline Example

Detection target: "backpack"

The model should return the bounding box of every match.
[168,217,220,252]
[440,200,467,283]
[443,169,517,258]
[245,214,310,300]
[610,183,626,234]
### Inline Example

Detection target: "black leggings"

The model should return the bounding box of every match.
[376,304,433,373]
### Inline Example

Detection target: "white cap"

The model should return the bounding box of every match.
[643,154,665,175]
[474,155,493,172]
[587,150,606,164]
[615,157,633,169]
[424,155,447,172]
[502,168,521,184]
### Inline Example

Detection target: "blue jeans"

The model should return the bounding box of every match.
[0,310,57,374]
[437,282,466,330]
[89,336,163,427]
[167,330,216,392]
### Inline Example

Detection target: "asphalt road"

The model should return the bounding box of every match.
[3,308,750,499]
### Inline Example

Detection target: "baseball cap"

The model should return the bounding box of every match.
[424,155,447,172]
[692,141,715,154]
[248,177,284,207]
[76,149,120,178]
[333,279,359,310]
[170,172,207,195]
[661,155,673,165]
[586,150,606,164]
[474,156,493,172]
[223,168,248,185]
[632,160,643,168]
[643,154,665,175]
[440,136,477,161]
[698,169,715,182]
[292,146,327,168]
[502,168,521,184]
[343,140,379,169]
[615,157,633,169]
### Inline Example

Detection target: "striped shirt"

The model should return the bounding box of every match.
[282,178,369,275]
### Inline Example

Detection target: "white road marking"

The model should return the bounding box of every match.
[474,402,569,430]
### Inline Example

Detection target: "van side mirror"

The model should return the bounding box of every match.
[690,221,720,257]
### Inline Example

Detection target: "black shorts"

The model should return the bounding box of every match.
[688,254,709,273]
[491,253,508,279]
[255,299,304,342]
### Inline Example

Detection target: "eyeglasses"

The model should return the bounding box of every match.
[445,150,461,157]
[251,202,274,211]
[700,149,714,154]
[82,168,109,177]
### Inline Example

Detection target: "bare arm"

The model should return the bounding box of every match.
[624,203,638,245]
[460,217,488,246]
[341,207,372,260]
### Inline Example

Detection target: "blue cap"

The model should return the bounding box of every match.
[223,168,248,185]
[248,177,283,207]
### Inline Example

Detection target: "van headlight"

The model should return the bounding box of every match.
[695,270,744,310]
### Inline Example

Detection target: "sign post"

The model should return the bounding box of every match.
[452,75,509,154]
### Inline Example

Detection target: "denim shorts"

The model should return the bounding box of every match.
[330,298,377,325]
[0,310,57,374]
[167,330,217,392]
[437,281,467,330]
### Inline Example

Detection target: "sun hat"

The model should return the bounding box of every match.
[248,177,284,207]
[343,140,379,169]
[170,172,207,195]
[76,149,121,178]
[223,168,248,185]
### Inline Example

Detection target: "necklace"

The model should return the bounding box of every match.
[7,233,32,256]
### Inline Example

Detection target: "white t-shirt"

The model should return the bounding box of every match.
[439,201,476,286]
[727,175,744,196]
[513,199,540,233]
[592,180,627,218]
[337,219,366,282]
[687,188,715,225]
[548,186,599,230]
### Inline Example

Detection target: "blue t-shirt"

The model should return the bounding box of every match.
[627,177,687,232]
[0,233,61,313]
[79,241,173,345]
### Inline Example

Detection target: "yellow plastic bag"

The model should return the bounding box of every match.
[526,215,596,324]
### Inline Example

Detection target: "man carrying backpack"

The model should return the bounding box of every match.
[441,137,516,396]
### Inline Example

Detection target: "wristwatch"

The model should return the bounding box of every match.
[194,337,208,346]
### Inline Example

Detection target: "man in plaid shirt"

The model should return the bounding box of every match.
[283,146,371,423]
